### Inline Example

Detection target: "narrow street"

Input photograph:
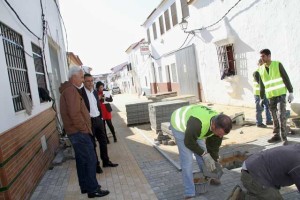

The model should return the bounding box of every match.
[30,94,300,200]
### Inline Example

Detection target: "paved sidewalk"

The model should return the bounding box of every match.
[30,94,300,200]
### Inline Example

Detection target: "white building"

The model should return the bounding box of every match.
[142,0,300,107]
[0,0,68,198]
[125,39,152,95]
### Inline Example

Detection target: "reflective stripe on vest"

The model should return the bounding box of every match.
[258,61,287,99]
[170,105,218,139]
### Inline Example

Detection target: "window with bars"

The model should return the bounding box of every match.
[171,2,178,26]
[152,22,157,40]
[159,16,165,36]
[0,22,31,112]
[32,43,48,102]
[171,63,178,82]
[180,0,190,19]
[164,9,171,31]
[216,44,236,80]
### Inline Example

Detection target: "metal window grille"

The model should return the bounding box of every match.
[216,44,236,80]
[32,43,48,102]
[0,22,31,112]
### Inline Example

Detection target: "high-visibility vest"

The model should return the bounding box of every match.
[258,61,287,99]
[170,105,218,139]
[253,70,260,96]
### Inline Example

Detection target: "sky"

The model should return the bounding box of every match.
[59,0,161,75]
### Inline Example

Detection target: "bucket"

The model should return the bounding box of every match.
[292,118,300,128]
[194,177,209,194]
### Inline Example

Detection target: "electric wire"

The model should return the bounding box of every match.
[3,0,41,40]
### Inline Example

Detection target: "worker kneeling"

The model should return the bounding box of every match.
[170,105,232,199]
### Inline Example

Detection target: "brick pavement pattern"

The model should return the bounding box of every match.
[30,94,300,200]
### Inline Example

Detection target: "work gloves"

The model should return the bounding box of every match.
[202,153,216,172]
[288,93,294,103]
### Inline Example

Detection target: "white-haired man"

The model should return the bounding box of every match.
[59,66,109,198]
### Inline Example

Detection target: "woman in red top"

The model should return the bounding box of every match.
[96,81,117,143]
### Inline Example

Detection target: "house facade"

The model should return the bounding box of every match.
[125,39,152,95]
[142,0,300,106]
[0,0,68,199]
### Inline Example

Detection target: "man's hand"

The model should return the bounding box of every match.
[288,93,294,103]
[203,153,216,172]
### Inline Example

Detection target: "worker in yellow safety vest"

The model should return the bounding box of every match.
[258,49,294,144]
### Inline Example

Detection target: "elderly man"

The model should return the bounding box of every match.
[227,144,300,200]
[170,105,232,199]
[81,74,118,169]
[59,67,109,198]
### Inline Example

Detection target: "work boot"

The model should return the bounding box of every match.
[267,135,281,143]
[257,124,267,128]
[266,121,273,125]
[282,137,288,145]
[226,185,242,200]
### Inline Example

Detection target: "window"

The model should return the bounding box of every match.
[147,29,151,44]
[32,43,48,102]
[159,16,165,35]
[171,63,178,82]
[152,22,157,40]
[171,3,178,26]
[216,44,236,80]
[181,0,190,19]
[158,66,163,82]
[164,10,171,31]
[0,22,31,112]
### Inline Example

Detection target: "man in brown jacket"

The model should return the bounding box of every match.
[59,66,109,198]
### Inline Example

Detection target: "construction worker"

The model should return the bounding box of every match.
[170,105,232,199]
[258,49,294,144]
[253,59,272,128]
[227,144,300,200]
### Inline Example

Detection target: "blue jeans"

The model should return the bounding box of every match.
[254,95,272,125]
[171,126,207,197]
[68,132,99,193]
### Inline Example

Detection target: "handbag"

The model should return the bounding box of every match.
[105,103,112,112]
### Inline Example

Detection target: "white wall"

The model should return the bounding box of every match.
[0,0,68,133]
[144,0,300,106]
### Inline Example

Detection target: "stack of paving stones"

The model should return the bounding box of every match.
[125,100,153,126]
[149,100,189,133]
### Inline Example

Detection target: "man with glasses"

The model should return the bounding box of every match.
[81,74,118,174]
[170,105,232,199]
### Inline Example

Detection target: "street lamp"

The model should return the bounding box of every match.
[179,18,188,31]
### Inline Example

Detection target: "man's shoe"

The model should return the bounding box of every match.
[107,139,110,144]
[103,161,118,168]
[81,185,101,194]
[96,165,103,174]
[210,178,221,185]
[114,138,117,143]
[257,124,267,128]
[282,137,288,145]
[226,185,242,200]
[266,121,273,125]
[267,135,281,143]
[184,196,194,199]
[87,189,109,198]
